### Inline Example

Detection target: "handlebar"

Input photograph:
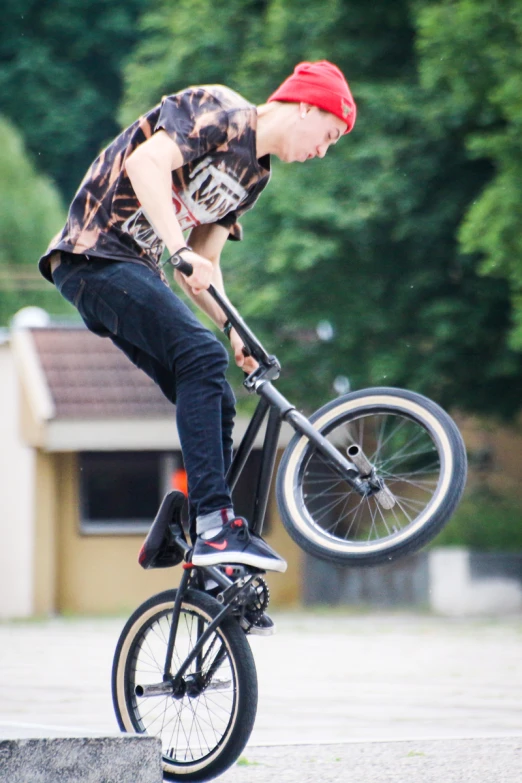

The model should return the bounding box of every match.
[171,258,281,387]
[173,258,195,277]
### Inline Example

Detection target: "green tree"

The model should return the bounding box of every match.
[0,0,148,200]
[416,0,522,350]
[0,116,71,325]
[121,0,522,416]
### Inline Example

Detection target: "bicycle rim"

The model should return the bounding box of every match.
[302,410,444,546]
[124,602,239,772]
[279,390,462,560]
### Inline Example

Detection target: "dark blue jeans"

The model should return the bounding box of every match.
[53,253,236,536]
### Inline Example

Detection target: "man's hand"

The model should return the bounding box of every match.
[179,250,214,294]
[230,329,258,374]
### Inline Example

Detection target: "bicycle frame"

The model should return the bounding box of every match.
[148,282,373,694]
[211,281,370,538]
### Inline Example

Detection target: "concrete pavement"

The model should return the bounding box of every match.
[0,610,521,780]
[221,737,522,783]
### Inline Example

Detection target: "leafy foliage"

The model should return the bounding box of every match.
[416,0,522,349]
[0,116,72,324]
[3,0,521,416]
[434,487,522,552]
[121,0,522,416]
[0,0,147,200]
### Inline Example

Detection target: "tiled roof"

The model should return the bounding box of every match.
[31,327,175,419]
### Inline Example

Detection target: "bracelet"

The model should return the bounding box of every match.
[223,320,233,339]
[161,245,191,269]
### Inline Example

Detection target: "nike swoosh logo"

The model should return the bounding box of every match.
[207,540,228,551]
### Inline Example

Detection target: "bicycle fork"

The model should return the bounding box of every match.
[134,553,259,700]
[258,381,395,508]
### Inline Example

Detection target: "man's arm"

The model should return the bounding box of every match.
[125,134,256,371]
[124,130,214,294]
[179,223,258,373]
[175,223,231,327]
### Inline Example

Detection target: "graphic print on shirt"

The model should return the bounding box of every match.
[121,208,163,257]
[122,158,248,255]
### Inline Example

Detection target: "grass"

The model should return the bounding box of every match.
[236,756,263,768]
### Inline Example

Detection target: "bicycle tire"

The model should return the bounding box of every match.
[276,387,467,566]
[112,588,258,782]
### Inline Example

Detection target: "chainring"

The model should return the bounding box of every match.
[245,576,270,620]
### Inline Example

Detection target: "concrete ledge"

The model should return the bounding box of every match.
[430,548,522,615]
[0,736,162,783]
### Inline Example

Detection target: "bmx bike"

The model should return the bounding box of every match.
[112,270,467,781]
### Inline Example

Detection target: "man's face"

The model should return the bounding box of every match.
[282,104,348,163]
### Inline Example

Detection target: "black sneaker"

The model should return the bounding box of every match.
[192,517,287,573]
[240,611,276,636]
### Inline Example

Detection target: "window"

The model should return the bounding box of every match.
[78,448,270,535]
[79,451,182,534]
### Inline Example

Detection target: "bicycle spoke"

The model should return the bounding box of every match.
[371,426,427,466]
[368,416,409,457]
[301,410,444,545]
[381,475,438,494]
[127,607,237,766]
[343,494,367,539]
[366,497,379,541]
[392,495,429,512]
[376,444,438,471]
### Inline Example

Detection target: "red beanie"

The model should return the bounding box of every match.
[268,61,356,134]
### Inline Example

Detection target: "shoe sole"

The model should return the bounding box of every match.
[192,552,287,573]
[244,624,276,637]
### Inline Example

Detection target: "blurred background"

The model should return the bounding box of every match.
[1,0,521,619]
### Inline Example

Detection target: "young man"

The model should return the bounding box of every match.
[39,60,356,597]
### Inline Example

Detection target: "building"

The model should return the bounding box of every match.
[3,317,521,620]
[0,320,301,618]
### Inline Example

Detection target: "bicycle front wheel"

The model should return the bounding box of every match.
[277,387,467,566]
[112,589,257,782]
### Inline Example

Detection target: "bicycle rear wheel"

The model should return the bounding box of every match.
[112,589,257,782]
[277,387,467,566]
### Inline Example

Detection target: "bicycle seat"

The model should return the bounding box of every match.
[138,490,187,569]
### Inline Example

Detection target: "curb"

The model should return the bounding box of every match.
[0,736,162,783]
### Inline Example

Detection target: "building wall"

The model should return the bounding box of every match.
[27,407,522,618]
[0,342,35,618]
[52,452,302,614]
[262,453,304,608]
[33,450,59,614]
[55,452,182,614]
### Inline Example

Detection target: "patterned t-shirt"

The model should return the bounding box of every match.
[39,85,271,282]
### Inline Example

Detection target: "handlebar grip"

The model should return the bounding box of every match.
[175,259,193,276]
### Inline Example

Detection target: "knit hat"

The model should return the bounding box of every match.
[268,61,356,134]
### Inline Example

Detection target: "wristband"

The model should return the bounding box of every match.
[162,245,191,269]
[223,320,233,339]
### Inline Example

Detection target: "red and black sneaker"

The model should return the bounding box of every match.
[192,517,287,573]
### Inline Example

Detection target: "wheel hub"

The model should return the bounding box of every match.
[184,673,206,698]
